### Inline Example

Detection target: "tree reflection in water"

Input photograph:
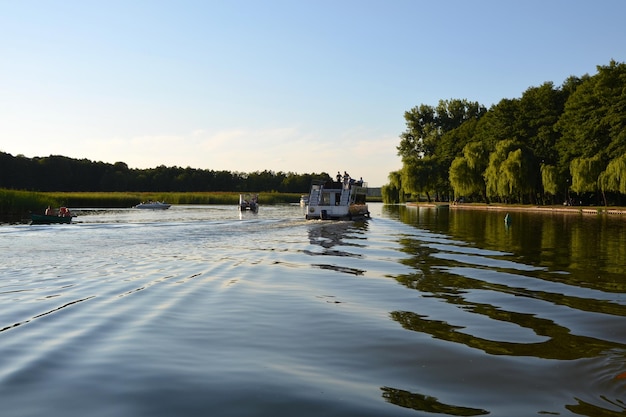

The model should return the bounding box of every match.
[381,386,489,416]
[380,204,626,415]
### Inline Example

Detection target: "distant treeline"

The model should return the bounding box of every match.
[384,60,626,206]
[0,152,332,193]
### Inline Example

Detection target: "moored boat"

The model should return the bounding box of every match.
[304,178,370,220]
[135,201,171,209]
[31,214,72,225]
[239,193,259,212]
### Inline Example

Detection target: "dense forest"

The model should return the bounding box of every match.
[0,152,331,194]
[383,60,626,206]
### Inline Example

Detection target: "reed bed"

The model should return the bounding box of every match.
[0,189,303,216]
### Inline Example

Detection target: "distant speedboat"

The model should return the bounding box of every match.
[135,201,171,210]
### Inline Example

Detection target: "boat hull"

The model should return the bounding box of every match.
[239,204,258,212]
[135,202,171,209]
[31,214,72,225]
[305,204,370,220]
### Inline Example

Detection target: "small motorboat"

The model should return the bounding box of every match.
[135,201,171,209]
[239,194,258,212]
[31,214,72,225]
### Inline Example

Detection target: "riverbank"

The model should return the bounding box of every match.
[0,189,305,224]
[406,202,626,216]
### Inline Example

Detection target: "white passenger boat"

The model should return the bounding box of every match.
[304,178,370,220]
[135,201,171,209]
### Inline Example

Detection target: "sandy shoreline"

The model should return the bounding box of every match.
[405,202,626,216]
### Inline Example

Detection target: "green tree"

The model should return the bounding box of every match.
[472,98,520,147]
[382,170,403,204]
[396,104,438,160]
[599,153,626,194]
[401,156,438,202]
[518,82,566,165]
[540,164,560,203]
[397,99,486,162]
[449,141,490,202]
[397,99,486,202]
[556,60,626,171]
[569,156,604,205]
[484,140,538,203]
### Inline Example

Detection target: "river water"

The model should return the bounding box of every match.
[1,203,625,416]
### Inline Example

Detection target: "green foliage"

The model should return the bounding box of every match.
[570,156,603,194]
[397,99,486,162]
[599,153,626,194]
[401,157,440,202]
[449,157,474,197]
[540,164,559,196]
[472,98,520,146]
[390,60,626,206]
[449,141,489,199]
[556,60,626,168]
[484,140,519,198]
[483,141,538,203]
[382,171,403,203]
[518,82,566,164]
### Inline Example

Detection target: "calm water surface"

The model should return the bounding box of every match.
[1,203,625,416]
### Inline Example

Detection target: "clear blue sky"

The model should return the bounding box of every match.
[1,1,624,186]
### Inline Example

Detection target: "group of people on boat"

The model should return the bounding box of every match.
[239,194,259,212]
[336,171,364,186]
[45,206,72,217]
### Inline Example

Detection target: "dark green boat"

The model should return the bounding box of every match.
[30,214,72,225]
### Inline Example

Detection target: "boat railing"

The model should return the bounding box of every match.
[307,179,367,208]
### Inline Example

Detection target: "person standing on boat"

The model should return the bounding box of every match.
[336,171,342,182]
[45,206,54,216]
[343,171,350,184]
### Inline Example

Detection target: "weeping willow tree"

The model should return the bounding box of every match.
[401,156,439,202]
[382,170,403,204]
[485,140,517,200]
[449,141,490,202]
[569,156,604,204]
[598,153,626,205]
[540,164,559,204]
[449,157,475,196]
[484,140,538,203]
[501,150,523,195]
